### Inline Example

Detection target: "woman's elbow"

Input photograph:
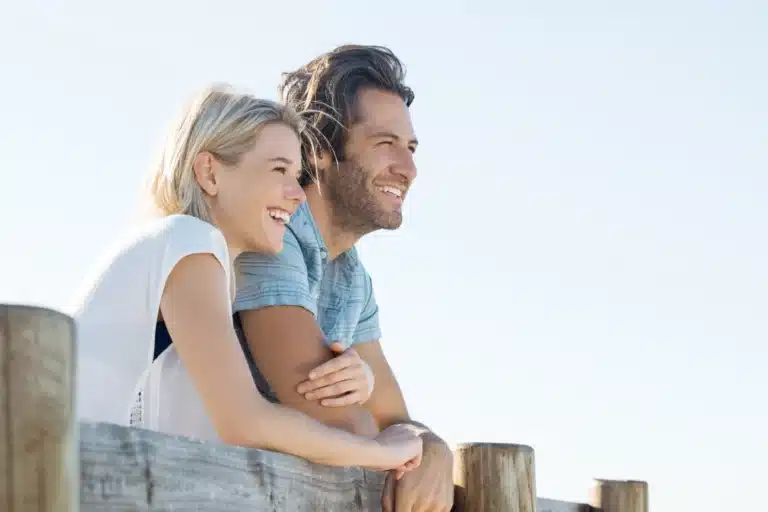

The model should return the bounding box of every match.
[212,410,270,449]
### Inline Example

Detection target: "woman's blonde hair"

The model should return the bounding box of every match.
[147,84,305,222]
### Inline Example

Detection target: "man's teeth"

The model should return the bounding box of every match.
[268,209,290,223]
[378,186,403,198]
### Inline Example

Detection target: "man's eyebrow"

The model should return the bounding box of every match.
[369,131,419,146]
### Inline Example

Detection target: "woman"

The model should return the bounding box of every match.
[71,84,421,473]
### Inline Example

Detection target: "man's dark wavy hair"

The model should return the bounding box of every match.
[278,44,415,186]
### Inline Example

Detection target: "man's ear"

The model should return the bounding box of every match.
[307,150,335,184]
[192,152,218,196]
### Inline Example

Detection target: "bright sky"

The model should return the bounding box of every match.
[1,1,765,510]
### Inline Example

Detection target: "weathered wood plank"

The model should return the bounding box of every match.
[80,422,386,511]
[0,304,77,512]
[453,442,536,512]
[590,479,649,512]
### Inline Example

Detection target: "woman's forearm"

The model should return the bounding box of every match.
[231,401,384,468]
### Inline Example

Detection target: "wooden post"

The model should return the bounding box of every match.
[589,479,648,512]
[453,442,536,512]
[0,305,77,512]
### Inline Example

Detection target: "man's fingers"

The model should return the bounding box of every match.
[319,390,362,407]
[328,341,345,353]
[381,472,396,512]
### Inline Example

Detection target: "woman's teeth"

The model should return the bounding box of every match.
[268,208,290,224]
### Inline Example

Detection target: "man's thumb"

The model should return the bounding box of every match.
[328,341,345,353]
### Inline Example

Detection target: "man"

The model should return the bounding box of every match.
[233,45,454,511]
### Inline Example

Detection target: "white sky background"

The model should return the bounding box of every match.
[1,1,766,510]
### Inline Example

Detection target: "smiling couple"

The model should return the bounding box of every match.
[72,45,453,511]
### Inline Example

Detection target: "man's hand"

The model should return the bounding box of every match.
[381,432,454,512]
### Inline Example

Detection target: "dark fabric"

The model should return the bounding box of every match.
[154,321,172,360]
[152,318,279,403]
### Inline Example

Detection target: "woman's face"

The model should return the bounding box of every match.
[210,122,305,254]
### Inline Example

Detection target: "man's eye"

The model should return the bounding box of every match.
[274,167,287,174]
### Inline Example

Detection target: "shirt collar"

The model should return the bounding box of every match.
[288,202,359,265]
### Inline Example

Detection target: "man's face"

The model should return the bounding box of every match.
[325,88,418,234]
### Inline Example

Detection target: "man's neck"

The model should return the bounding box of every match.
[304,184,362,260]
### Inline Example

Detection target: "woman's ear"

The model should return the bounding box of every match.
[193,152,218,196]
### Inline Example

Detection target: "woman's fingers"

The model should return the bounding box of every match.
[319,391,363,407]
[298,366,364,395]
[305,378,359,401]
[295,342,373,406]
[306,345,359,380]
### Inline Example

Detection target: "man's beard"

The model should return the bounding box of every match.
[324,160,403,236]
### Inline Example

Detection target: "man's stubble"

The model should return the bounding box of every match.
[324,158,403,236]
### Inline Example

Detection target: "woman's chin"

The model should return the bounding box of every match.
[266,240,284,254]
[262,235,285,254]
[243,234,283,255]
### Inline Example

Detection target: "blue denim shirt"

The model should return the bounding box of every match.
[232,201,382,348]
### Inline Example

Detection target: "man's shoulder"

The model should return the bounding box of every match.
[286,202,323,249]
[236,226,310,269]
[344,245,372,282]
[232,210,320,315]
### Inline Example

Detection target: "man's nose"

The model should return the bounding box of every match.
[394,151,417,183]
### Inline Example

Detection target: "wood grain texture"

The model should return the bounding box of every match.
[590,479,649,512]
[453,442,536,512]
[0,305,77,512]
[80,422,386,511]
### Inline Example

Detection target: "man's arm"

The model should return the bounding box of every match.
[238,305,379,438]
[352,340,409,429]
[233,230,379,438]
[354,340,443,440]
[354,340,454,512]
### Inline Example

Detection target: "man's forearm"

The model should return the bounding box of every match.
[329,407,380,438]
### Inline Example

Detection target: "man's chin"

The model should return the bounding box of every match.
[373,212,403,231]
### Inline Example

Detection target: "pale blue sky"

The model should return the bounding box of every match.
[1,1,765,510]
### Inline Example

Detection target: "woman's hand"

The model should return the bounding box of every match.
[297,342,375,406]
[372,424,423,478]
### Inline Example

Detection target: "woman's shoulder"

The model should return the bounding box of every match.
[155,214,231,278]
[155,214,223,239]
[148,215,226,254]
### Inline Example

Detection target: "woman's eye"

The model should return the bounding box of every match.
[274,167,287,174]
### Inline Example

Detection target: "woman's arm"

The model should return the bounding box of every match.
[160,253,421,470]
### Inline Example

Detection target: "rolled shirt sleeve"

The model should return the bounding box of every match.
[353,272,382,345]
[233,229,317,316]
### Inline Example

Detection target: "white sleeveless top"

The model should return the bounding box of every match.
[69,214,230,440]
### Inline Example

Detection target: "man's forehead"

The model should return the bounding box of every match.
[354,108,416,139]
[354,89,410,117]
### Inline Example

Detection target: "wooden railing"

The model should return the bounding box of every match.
[1,304,649,511]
